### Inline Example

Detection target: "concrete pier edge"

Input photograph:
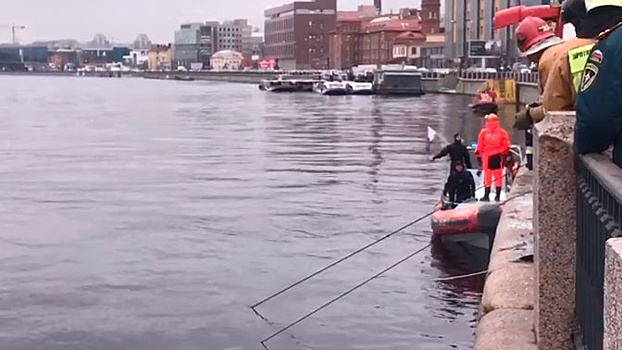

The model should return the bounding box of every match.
[474,167,537,350]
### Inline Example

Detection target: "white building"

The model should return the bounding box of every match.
[210,50,244,70]
[124,49,149,68]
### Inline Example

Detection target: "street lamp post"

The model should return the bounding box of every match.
[463,0,468,69]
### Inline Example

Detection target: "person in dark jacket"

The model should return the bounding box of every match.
[443,161,476,208]
[575,1,622,168]
[432,133,473,170]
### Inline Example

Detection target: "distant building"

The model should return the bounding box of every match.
[125,49,149,68]
[217,19,253,59]
[49,49,82,70]
[147,44,172,71]
[173,21,236,69]
[328,1,442,69]
[329,5,377,69]
[87,34,111,48]
[0,60,26,71]
[0,44,50,63]
[174,23,203,69]
[444,0,505,66]
[264,0,337,70]
[133,34,152,49]
[198,22,218,66]
[33,40,80,50]
[111,47,131,64]
[210,50,244,70]
[250,35,264,58]
[421,33,446,68]
[358,16,426,65]
[82,48,114,66]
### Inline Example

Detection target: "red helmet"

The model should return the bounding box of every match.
[515,16,562,56]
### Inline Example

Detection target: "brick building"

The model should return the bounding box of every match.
[357,16,426,66]
[329,0,443,69]
[49,49,82,70]
[263,0,337,70]
[329,5,376,70]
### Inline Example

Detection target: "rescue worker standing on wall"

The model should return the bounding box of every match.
[475,114,511,202]
[431,133,473,171]
[511,17,564,129]
[575,0,622,168]
[443,160,476,209]
[513,1,597,130]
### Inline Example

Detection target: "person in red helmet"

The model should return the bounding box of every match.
[475,114,511,201]
[512,17,564,129]
[513,13,596,130]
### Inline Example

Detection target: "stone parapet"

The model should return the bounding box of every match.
[533,111,577,350]
[605,238,622,349]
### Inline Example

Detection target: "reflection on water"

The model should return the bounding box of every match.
[0,76,521,350]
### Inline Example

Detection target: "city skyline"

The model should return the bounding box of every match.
[1,0,429,44]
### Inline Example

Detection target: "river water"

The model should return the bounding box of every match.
[0,76,521,350]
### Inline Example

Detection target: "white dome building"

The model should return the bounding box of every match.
[210,50,244,71]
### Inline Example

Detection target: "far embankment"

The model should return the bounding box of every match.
[140,70,541,104]
[0,69,540,104]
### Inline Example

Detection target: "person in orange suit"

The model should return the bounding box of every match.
[488,87,497,102]
[475,113,511,201]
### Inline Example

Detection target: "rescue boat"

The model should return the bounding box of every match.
[430,145,523,261]
[470,101,499,114]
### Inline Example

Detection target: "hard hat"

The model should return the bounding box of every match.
[562,0,587,25]
[585,0,622,12]
[515,16,563,56]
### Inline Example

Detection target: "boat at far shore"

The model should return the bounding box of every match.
[258,74,322,92]
[312,81,350,95]
[470,101,499,114]
[372,70,425,96]
[346,81,374,95]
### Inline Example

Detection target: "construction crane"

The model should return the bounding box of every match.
[11,24,26,44]
[1,24,26,44]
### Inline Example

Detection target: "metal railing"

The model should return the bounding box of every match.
[142,69,541,83]
[575,154,622,350]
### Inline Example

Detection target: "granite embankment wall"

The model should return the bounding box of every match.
[474,168,536,350]
[142,70,542,104]
[0,70,541,103]
[473,111,622,350]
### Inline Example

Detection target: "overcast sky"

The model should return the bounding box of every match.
[1,0,428,44]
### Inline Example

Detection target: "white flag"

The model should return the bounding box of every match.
[426,127,437,152]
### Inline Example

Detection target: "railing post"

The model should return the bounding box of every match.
[533,111,578,350]
[525,128,534,170]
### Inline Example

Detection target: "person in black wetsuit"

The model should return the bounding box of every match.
[431,133,473,170]
[443,161,476,208]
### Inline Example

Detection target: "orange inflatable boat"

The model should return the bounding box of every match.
[431,199,502,236]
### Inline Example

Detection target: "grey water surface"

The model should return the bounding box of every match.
[0,76,518,350]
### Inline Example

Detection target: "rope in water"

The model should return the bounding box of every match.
[432,269,488,282]
[250,170,515,312]
[258,190,532,349]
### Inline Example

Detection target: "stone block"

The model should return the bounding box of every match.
[474,309,537,350]
[482,265,535,313]
[605,238,622,350]
[533,111,577,350]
